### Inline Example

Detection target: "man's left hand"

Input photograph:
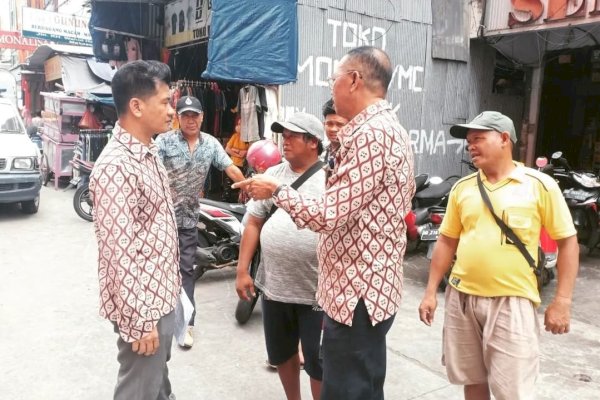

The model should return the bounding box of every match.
[232,175,280,200]
[544,296,572,334]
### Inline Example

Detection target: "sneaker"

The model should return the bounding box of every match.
[182,326,194,348]
[265,359,277,370]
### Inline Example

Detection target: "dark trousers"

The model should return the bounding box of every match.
[321,300,395,400]
[113,311,175,400]
[178,228,197,325]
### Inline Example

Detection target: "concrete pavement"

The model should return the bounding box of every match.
[0,186,599,399]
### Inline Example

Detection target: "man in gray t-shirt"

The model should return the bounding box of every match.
[236,113,325,400]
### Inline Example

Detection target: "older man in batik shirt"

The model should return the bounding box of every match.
[234,46,415,400]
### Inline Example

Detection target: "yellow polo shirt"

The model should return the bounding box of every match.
[440,164,576,305]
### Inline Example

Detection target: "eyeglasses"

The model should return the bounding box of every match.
[327,70,363,89]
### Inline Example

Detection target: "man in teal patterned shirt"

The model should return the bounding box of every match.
[156,96,244,348]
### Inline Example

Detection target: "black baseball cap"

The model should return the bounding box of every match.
[176,96,203,114]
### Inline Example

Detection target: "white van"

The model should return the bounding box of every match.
[0,98,41,214]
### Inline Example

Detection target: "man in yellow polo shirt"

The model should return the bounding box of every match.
[418,111,578,400]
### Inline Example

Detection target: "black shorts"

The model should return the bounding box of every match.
[321,299,395,400]
[261,298,324,380]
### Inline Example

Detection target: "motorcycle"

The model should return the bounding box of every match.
[541,151,600,252]
[193,198,261,324]
[70,155,94,222]
[194,198,246,280]
[411,174,459,258]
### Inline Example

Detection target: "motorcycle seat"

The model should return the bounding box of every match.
[199,198,246,217]
[572,172,600,189]
[414,181,453,200]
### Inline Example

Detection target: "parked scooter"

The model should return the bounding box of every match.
[412,174,460,257]
[194,198,246,280]
[405,173,430,244]
[193,198,261,324]
[542,151,600,252]
[70,155,94,222]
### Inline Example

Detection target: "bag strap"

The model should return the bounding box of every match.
[266,160,325,218]
[476,173,536,270]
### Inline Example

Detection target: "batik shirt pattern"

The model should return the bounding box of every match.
[275,100,415,326]
[155,130,232,229]
[89,123,181,343]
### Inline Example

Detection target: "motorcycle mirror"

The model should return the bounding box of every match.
[429,176,444,185]
[551,151,562,160]
[535,157,548,168]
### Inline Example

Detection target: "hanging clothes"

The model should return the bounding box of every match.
[238,85,261,142]
[262,86,279,141]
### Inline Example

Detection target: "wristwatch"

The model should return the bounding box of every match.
[272,184,287,198]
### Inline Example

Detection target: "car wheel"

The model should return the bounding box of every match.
[21,196,40,214]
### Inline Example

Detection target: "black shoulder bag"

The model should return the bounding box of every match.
[476,173,547,293]
[250,159,325,278]
[265,160,325,219]
[236,160,326,324]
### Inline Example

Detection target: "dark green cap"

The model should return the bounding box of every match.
[450,111,517,143]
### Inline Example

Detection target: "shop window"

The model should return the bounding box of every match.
[492,52,525,96]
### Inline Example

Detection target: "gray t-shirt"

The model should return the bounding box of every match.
[247,162,325,305]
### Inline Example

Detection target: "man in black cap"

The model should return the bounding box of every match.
[156,96,244,348]
[418,111,578,400]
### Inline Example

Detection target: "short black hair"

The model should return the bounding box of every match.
[322,98,336,118]
[111,60,172,116]
[346,46,392,95]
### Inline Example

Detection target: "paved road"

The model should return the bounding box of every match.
[1,186,599,399]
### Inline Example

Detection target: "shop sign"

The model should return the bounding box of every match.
[485,0,600,34]
[0,31,51,51]
[44,55,62,82]
[21,7,92,47]
[165,0,212,47]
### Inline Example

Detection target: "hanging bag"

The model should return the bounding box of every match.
[476,173,548,294]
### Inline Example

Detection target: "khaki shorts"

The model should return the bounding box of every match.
[442,287,540,400]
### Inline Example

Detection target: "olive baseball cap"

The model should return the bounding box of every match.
[450,111,517,143]
[271,112,324,140]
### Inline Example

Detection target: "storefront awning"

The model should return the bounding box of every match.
[488,22,600,66]
[60,56,112,95]
[27,44,93,69]
[202,0,298,85]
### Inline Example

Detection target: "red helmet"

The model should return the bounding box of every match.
[246,140,281,172]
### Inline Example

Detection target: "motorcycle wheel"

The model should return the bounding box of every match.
[73,184,93,222]
[40,153,52,186]
[235,250,261,324]
[235,295,259,325]
[193,233,211,281]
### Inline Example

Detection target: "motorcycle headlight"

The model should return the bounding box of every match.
[12,157,34,170]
